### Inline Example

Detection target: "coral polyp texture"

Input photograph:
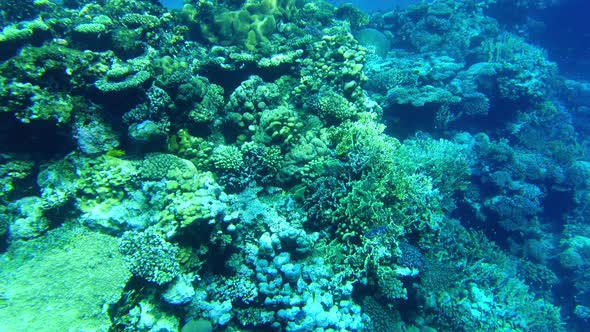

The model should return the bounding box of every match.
[1,0,590,331]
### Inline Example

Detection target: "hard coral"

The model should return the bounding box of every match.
[198,0,298,51]
[119,228,180,285]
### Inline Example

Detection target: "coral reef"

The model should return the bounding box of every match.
[0,226,130,331]
[0,0,588,330]
[119,228,181,285]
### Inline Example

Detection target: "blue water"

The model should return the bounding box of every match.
[530,0,590,79]
[326,0,425,11]
[159,0,183,10]
[157,1,426,12]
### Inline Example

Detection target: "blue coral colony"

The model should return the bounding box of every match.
[0,0,589,331]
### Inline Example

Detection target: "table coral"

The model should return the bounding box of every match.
[0,19,50,59]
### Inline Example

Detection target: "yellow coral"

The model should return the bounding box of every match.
[198,0,297,50]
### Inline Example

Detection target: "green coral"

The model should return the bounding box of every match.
[140,153,197,181]
[71,20,110,49]
[7,196,50,240]
[224,76,285,143]
[480,33,557,101]
[279,129,331,185]
[0,81,75,123]
[242,141,283,174]
[258,49,304,68]
[395,135,472,208]
[167,129,215,170]
[361,296,406,332]
[37,158,77,208]
[0,0,38,23]
[575,306,590,321]
[0,158,34,203]
[120,13,160,29]
[418,221,565,331]
[187,81,225,124]
[375,266,407,301]
[119,228,180,285]
[154,169,225,230]
[94,64,151,94]
[139,153,225,231]
[365,52,464,108]
[0,43,110,92]
[195,0,298,51]
[517,259,558,291]
[0,42,107,125]
[32,153,142,233]
[111,27,144,58]
[73,22,107,35]
[295,24,368,104]
[0,227,131,331]
[306,89,358,124]
[334,3,369,30]
[20,85,74,123]
[312,119,445,243]
[151,56,225,124]
[99,0,166,19]
[0,19,51,59]
[212,145,244,172]
[559,235,590,271]
[35,152,223,236]
[253,105,302,146]
[0,206,8,239]
[75,154,139,213]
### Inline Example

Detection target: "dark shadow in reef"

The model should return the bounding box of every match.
[202,61,294,99]
[0,113,75,157]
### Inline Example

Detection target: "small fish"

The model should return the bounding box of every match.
[52,38,69,46]
[364,225,389,239]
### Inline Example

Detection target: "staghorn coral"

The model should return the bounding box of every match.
[317,119,444,243]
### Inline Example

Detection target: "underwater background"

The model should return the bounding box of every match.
[1,0,589,331]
